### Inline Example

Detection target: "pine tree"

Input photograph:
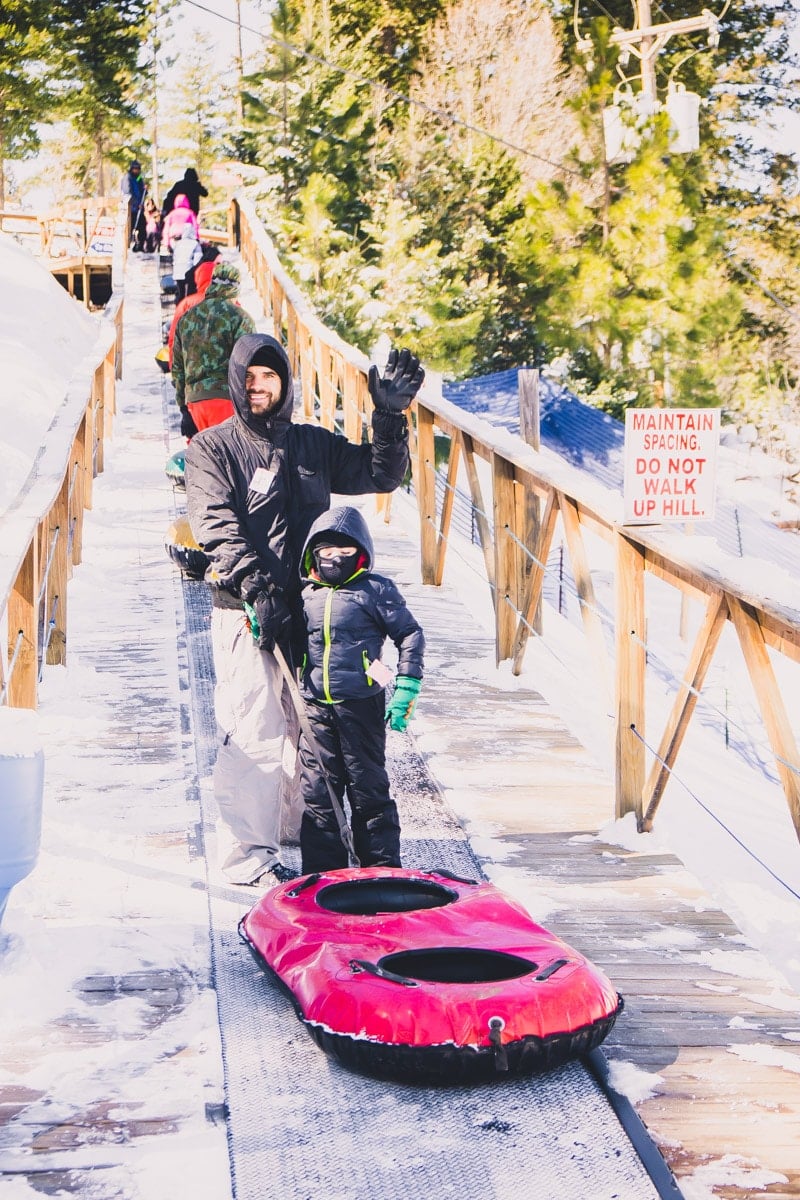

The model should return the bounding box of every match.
[0,1,60,205]
[159,31,237,186]
[49,0,150,195]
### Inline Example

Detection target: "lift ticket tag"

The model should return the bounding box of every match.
[367,659,394,688]
[250,467,277,494]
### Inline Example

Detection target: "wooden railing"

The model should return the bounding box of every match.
[234,193,800,840]
[0,225,125,709]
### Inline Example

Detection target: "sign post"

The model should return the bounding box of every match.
[623,408,720,525]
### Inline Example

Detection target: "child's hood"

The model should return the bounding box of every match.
[301,506,374,578]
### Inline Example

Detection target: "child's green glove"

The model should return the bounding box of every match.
[385,675,422,732]
[243,600,260,642]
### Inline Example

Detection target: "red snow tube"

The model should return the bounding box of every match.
[239,867,623,1084]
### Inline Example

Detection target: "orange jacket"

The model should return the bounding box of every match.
[167,259,217,368]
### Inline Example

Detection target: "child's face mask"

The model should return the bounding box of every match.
[313,543,360,586]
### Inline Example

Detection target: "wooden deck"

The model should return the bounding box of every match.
[388,516,800,1199]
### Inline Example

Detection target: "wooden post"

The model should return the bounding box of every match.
[114,300,124,380]
[641,591,727,830]
[615,531,646,824]
[103,345,115,440]
[729,598,800,840]
[461,432,496,610]
[45,477,70,666]
[7,537,39,709]
[518,369,543,636]
[299,326,316,421]
[271,278,284,341]
[73,421,88,558]
[317,343,336,430]
[492,452,518,664]
[518,368,540,449]
[93,364,105,474]
[342,362,360,442]
[415,404,438,585]
[80,398,95,510]
[560,493,612,702]
[433,435,461,586]
[511,490,558,674]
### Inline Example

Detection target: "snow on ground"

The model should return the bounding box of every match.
[680,1157,789,1200]
[0,233,98,511]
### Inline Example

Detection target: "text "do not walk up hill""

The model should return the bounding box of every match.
[623,408,720,524]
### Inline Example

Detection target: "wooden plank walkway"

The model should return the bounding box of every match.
[381,510,800,1199]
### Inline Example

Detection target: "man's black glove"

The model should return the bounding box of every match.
[368,347,425,413]
[180,406,198,439]
[244,589,293,652]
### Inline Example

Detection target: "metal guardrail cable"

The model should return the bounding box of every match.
[629,724,800,903]
[181,0,584,179]
[36,524,61,606]
[625,626,798,783]
[499,590,602,681]
[423,469,593,613]
[434,468,492,527]
[419,512,587,681]
[427,463,798,784]
[0,631,25,705]
[38,595,60,683]
[502,520,616,633]
[68,460,80,502]
[421,513,498,590]
[428,485,799,788]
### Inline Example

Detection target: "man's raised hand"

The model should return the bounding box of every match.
[368,347,425,413]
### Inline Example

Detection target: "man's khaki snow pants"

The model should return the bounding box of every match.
[211,606,285,883]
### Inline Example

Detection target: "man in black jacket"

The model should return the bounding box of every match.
[161,167,208,217]
[185,332,423,885]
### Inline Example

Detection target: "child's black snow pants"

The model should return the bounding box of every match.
[298,692,401,872]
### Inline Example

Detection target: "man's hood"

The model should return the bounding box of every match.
[301,506,374,577]
[228,332,294,435]
[204,263,240,302]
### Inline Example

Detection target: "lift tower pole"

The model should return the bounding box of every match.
[609,3,720,100]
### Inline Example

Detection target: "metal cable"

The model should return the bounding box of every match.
[0,631,25,706]
[629,723,800,903]
[180,0,584,177]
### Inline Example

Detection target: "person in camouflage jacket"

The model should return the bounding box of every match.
[171,262,255,438]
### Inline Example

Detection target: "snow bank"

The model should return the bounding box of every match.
[0,233,98,510]
[680,1155,788,1200]
[0,708,43,758]
[606,1060,664,1103]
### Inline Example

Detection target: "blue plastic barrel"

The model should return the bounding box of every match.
[0,714,45,927]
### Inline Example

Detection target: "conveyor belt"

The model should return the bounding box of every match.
[162,290,680,1200]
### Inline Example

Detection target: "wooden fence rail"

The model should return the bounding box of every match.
[0,289,124,710]
[234,193,800,840]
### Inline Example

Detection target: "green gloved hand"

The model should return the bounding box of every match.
[385,675,422,732]
[243,600,260,642]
